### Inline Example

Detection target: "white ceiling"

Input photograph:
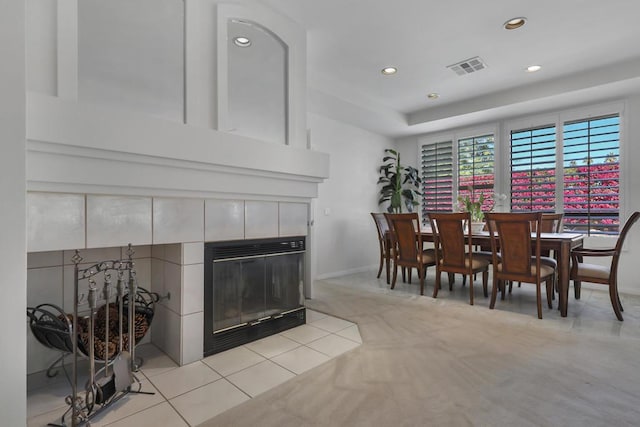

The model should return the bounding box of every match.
[258,0,640,137]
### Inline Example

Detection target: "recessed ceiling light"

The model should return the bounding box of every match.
[427,93,439,100]
[381,67,397,75]
[504,17,527,30]
[526,65,542,73]
[233,36,251,47]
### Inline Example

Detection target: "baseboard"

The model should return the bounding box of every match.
[316,264,377,280]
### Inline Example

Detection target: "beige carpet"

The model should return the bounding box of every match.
[199,278,640,427]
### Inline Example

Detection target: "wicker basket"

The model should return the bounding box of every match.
[27,287,158,361]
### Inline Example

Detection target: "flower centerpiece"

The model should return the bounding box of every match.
[457,187,495,232]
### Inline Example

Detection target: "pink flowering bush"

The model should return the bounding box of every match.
[423,162,620,234]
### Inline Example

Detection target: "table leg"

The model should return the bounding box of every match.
[385,248,391,284]
[558,241,570,317]
[385,236,392,285]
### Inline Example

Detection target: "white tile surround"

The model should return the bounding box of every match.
[26,194,309,374]
[27,310,361,427]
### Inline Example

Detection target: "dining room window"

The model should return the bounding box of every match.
[510,124,557,212]
[562,115,620,235]
[508,113,620,236]
[421,140,454,217]
[457,134,495,211]
[420,133,495,223]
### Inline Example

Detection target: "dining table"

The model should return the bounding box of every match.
[414,229,585,317]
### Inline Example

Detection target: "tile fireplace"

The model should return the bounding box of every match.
[26,194,311,374]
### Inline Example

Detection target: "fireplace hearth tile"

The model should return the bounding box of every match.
[82,376,165,426]
[169,378,249,426]
[105,402,187,427]
[226,360,295,397]
[244,334,300,359]
[305,309,328,323]
[147,361,220,400]
[308,315,354,333]
[271,345,330,375]
[280,324,330,344]
[202,346,266,377]
[307,334,361,358]
[137,344,180,379]
[335,325,363,343]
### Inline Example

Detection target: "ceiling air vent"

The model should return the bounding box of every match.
[447,56,487,76]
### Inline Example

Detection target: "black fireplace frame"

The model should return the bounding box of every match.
[203,236,306,356]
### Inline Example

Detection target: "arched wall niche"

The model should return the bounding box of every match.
[227,18,288,145]
[206,1,307,148]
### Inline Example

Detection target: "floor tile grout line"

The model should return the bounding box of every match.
[268,351,328,376]
[242,343,282,361]
[164,376,248,404]
[253,356,299,378]
[221,375,254,400]
[101,401,170,427]
[145,365,223,402]
[163,399,193,427]
[202,356,265,379]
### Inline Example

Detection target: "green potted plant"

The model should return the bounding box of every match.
[378,149,421,213]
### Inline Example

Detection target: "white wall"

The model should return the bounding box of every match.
[617,94,640,294]
[310,113,393,278]
[0,0,27,424]
[397,96,640,296]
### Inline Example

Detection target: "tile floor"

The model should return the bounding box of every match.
[28,267,640,426]
[26,309,362,427]
[322,268,640,340]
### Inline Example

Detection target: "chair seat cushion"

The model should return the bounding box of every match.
[466,256,490,269]
[473,250,499,262]
[437,255,489,270]
[419,249,436,264]
[540,256,557,268]
[575,263,610,280]
[497,262,555,278]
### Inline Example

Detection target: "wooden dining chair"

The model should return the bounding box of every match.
[384,213,436,296]
[486,212,557,319]
[371,212,393,284]
[570,211,640,321]
[538,213,564,234]
[428,212,489,304]
[515,213,564,294]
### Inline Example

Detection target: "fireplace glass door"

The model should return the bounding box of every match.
[212,256,267,332]
[265,252,304,316]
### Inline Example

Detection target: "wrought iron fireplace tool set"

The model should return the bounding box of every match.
[27,245,159,426]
